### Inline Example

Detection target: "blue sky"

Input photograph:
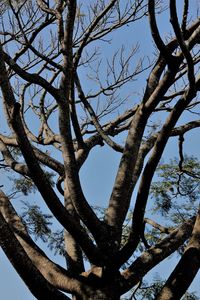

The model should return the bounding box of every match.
[0,1,200,299]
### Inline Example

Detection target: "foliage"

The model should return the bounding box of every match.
[21,201,52,242]
[124,278,199,300]
[9,171,55,196]
[47,229,66,256]
[151,156,200,222]
[21,201,66,255]
[10,176,37,196]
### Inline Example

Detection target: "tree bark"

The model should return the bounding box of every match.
[156,210,200,300]
[0,210,69,300]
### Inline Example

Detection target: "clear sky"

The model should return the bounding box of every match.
[0,1,200,300]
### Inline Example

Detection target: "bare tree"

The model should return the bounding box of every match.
[0,1,200,299]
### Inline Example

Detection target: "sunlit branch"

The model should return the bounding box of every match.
[120,217,195,294]
[0,190,89,295]
[156,209,200,300]
[0,195,70,299]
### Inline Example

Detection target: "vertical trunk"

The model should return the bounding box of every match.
[64,180,84,275]
[64,181,84,300]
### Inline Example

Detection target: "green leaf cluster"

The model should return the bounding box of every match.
[123,277,199,300]
[151,156,200,223]
[9,171,55,196]
[21,201,52,242]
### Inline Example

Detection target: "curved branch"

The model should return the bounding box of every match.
[148,0,175,65]
[120,217,195,294]
[0,47,105,265]
[57,1,110,251]
[170,0,196,91]
[156,209,200,300]
[2,50,60,101]
[0,139,29,176]
[0,190,89,296]
[0,204,70,300]
[36,0,57,16]
[116,81,198,267]
[105,66,179,246]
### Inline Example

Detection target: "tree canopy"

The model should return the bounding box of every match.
[0,1,200,299]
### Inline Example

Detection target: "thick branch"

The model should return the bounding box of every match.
[57,1,109,251]
[120,217,195,294]
[0,205,70,299]
[170,0,196,90]
[156,209,200,300]
[148,0,175,65]
[116,79,198,266]
[144,218,173,234]
[0,46,105,265]
[105,67,178,246]
[0,190,90,296]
